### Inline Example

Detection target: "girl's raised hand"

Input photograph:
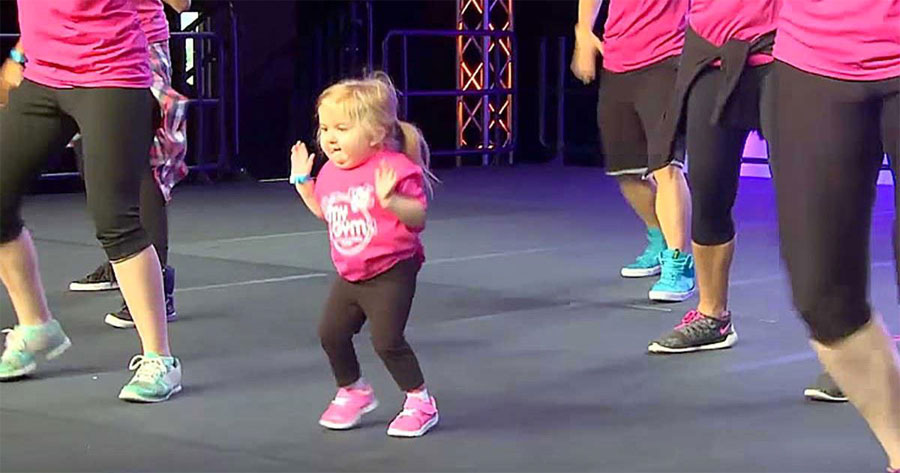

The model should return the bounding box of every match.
[374,160,398,206]
[290,141,316,177]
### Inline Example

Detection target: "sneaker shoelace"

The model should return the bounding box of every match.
[675,310,703,330]
[127,355,169,384]
[675,311,714,340]
[0,327,26,361]
[675,311,730,340]
[658,253,689,285]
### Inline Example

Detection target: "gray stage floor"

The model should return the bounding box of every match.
[1,165,897,472]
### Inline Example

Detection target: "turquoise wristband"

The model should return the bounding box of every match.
[290,174,311,185]
[9,49,25,65]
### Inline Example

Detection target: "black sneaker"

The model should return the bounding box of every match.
[104,266,176,329]
[69,262,118,292]
[803,372,848,402]
[647,310,738,354]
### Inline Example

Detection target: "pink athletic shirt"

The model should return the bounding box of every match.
[775,0,900,80]
[602,0,688,73]
[690,0,781,66]
[314,150,427,282]
[137,0,170,44]
[18,0,151,88]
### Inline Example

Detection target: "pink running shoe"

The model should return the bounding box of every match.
[386,395,439,437]
[318,386,379,430]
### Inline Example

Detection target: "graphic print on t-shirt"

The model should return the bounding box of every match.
[322,183,379,256]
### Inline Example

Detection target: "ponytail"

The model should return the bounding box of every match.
[397,120,439,195]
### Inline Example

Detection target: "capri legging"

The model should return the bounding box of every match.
[687,64,771,246]
[768,61,899,344]
[0,80,154,261]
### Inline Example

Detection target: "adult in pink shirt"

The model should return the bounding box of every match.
[571,0,693,303]
[0,0,182,403]
[67,0,191,332]
[767,1,900,470]
[646,0,781,355]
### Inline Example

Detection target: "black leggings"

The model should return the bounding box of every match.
[687,65,770,246]
[0,80,154,261]
[138,166,168,266]
[318,258,425,391]
[75,142,168,266]
[768,61,899,344]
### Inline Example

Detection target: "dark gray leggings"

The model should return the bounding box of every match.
[0,80,154,261]
[768,61,899,344]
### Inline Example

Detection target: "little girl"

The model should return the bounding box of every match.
[290,73,439,437]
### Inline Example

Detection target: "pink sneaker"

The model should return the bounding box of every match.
[386,395,439,437]
[318,386,379,430]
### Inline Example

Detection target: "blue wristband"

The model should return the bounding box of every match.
[290,174,311,185]
[9,49,25,65]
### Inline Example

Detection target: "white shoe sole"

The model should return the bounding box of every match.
[648,286,696,302]
[803,389,848,403]
[0,336,72,381]
[621,266,662,278]
[648,331,738,354]
[319,399,379,430]
[119,383,183,403]
[387,412,440,438]
[69,282,118,292]
[104,314,136,329]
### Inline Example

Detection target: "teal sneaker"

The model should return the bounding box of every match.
[649,249,696,302]
[0,319,72,381]
[118,352,183,403]
[621,228,666,278]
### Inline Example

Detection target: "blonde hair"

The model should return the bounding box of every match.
[317,71,438,195]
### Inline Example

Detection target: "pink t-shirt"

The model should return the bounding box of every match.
[18,0,151,89]
[775,0,900,80]
[602,0,687,73]
[137,0,170,44]
[690,0,781,66]
[315,150,427,282]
